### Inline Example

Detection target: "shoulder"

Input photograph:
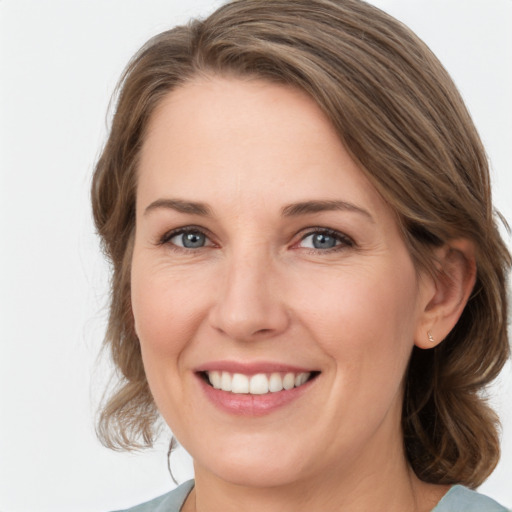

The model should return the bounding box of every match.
[433,485,509,512]
[110,480,195,512]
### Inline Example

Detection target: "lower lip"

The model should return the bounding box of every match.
[197,374,316,416]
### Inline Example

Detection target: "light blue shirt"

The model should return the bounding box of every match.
[112,480,509,511]
[432,485,509,512]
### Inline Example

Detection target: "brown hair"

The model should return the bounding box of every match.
[92,0,511,487]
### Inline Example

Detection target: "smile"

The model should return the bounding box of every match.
[196,362,320,415]
[204,371,313,395]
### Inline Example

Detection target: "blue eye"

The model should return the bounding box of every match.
[167,229,210,249]
[299,230,352,251]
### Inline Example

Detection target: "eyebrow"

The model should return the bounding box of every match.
[144,198,373,222]
[281,200,374,222]
[144,198,213,216]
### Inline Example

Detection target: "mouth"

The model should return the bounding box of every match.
[199,370,320,395]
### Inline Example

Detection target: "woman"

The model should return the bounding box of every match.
[92,0,511,510]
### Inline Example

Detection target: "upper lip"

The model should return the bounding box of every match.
[195,360,317,375]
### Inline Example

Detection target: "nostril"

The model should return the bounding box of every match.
[253,328,273,336]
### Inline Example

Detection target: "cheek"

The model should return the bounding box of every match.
[129,254,216,426]
[130,256,212,360]
[290,259,421,444]
[292,258,420,377]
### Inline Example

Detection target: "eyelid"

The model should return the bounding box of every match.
[156,225,354,252]
[294,227,355,251]
[158,225,215,248]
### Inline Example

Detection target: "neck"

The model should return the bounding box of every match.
[183,439,448,512]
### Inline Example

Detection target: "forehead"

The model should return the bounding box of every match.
[137,76,388,220]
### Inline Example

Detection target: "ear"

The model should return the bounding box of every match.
[415,239,476,349]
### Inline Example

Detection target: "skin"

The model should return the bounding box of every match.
[131,77,473,511]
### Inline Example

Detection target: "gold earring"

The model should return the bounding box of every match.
[427,330,435,343]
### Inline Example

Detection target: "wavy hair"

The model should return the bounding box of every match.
[92,0,511,487]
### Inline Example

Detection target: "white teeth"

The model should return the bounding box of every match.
[269,372,284,392]
[209,370,221,389]
[221,371,232,391]
[249,374,269,394]
[231,373,249,393]
[295,373,309,387]
[283,372,295,390]
[207,371,312,394]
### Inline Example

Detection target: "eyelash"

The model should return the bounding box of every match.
[297,228,355,253]
[158,226,355,253]
[158,226,215,251]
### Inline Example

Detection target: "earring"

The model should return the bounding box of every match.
[427,330,435,344]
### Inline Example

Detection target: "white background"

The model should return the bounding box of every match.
[0,1,510,511]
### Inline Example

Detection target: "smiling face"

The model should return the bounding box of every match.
[131,77,434,488]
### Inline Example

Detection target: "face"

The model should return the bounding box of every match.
[132,77,433,488]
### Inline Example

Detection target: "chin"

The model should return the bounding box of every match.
[192,437,312,488]
[213,460,308,488]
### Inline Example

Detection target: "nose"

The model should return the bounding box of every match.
[208,249,290,342]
